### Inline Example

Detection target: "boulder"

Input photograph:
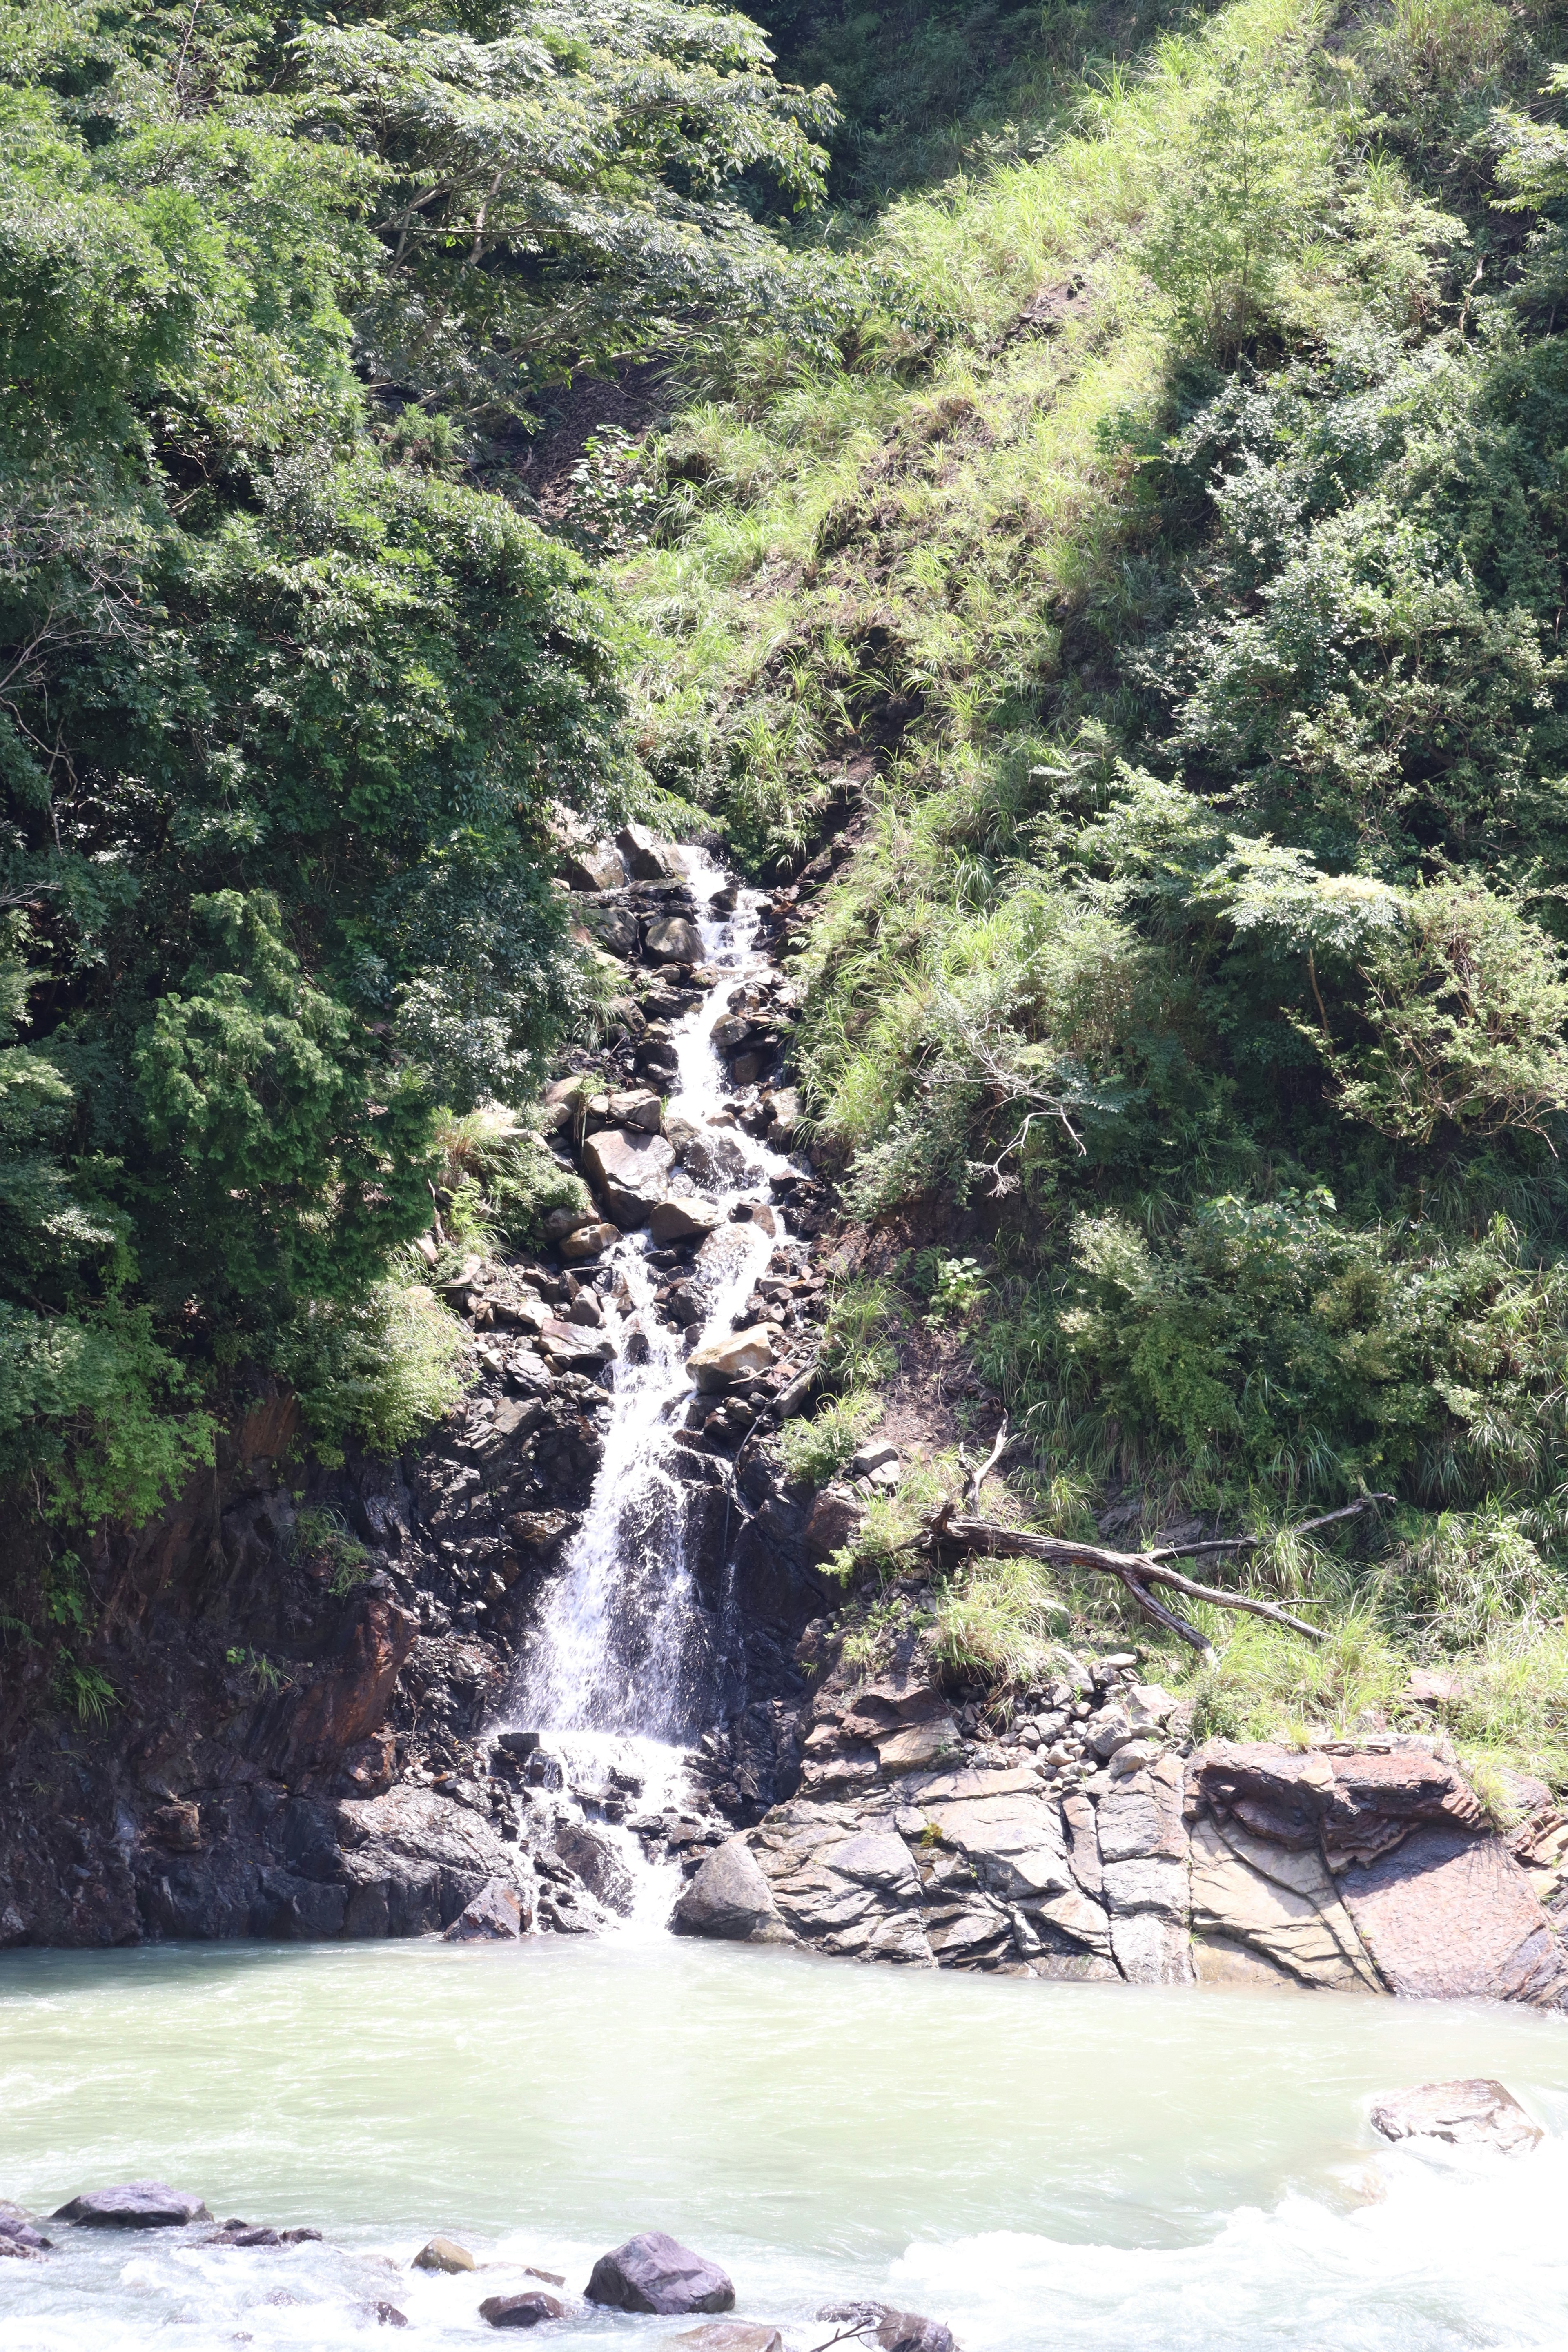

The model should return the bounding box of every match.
[559,1222,620,1261]
[1369,2078,1542,2155]
[582,1128,675,1227]
[584,2232,735,2315]
[804,1486,864,1561]
[443,1879,526,1941]
[481,2292,566,2328]
[414,2237,477,2272]
[666,1115,748,1190]
[616,822,683,881]
[607,1088,664,1133]
[550,1820,635,1916]
[559,845,623,892]
[670,1836,780,1940]
[672,2328,784,2352]
[542,1205,596,1241]
[876,1719,958,1775]
[360,2302,409,2326]
[645,915,704,966]
[688,1326,776,1393]
[52,2183,210,2229]
[0,2205,49,2259]
[815,2303,958,2352]
[650,1196,726,1245]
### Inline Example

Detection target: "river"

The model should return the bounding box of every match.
[4,1934,1568,2348]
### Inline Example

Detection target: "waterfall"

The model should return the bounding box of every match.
[507,855,794,1745]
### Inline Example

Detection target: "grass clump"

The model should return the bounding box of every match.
[278,1283,471,1466]
[780,1389,883,1485]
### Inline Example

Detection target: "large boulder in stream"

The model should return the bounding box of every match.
[582,1127,674,1227]
[1370,2078,1543,2154]
[585,2232,735,2314]
[688,1326,776,1394]
[481,2291,566,2327]
[53,2183,209,2228]
[670,1835,780,1940]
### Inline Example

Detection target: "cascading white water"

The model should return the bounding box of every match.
[510,852,791,1739]
[499,858,796,1895]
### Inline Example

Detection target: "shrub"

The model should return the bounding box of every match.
[277,1281,470,1463]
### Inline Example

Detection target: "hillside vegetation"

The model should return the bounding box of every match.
[11,0,1568,1777]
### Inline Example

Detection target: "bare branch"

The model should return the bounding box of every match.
[1146,1494,1396,1562]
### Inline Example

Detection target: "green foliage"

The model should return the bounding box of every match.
[275,1281,470,1462]
[432,1106,591,1250]
[291,1505,372,1594]
[778,1386,880,1483]
[818,1274,898,1387]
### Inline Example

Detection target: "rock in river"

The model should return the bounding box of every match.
[443,1879,526,1942]
[688,1326,776,1393]
[52,2183,210,2228]
[670,1836,780,1940]
[817,2301,959,2352]
[1370,2078,1543,2155]
[581,1128,674,1227]
[481,2291,566,2328]
[673,2328,783,2352]
[585,2232,735,2314]
[414,2236,477,2272]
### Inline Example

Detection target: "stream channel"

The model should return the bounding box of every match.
[4,862,1568,2349]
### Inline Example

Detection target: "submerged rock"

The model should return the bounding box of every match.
[481,2291,566,2327]
[52,2183,209,2228]
[414,2237,477,2272]
[443,1880,526,1942]
[585,2232,735,2314]
[817,2301,959,2352]
[673,2328,783,2352]
[1370,2078,1543,2154]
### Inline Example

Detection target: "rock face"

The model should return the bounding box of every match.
[1369,2078,1543,2154]
[53,2184,209,2228]
[670,1643,1568,2005]
[443,1878,526,1942]
[585,2233,736,2315]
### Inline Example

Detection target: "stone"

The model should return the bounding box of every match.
[849,1440,899,1477]
[649,1196,726,1245]
[804,1486,865,1561]
[559,846,623,893]
[0,2205,49,2257]
[1189,1815,1382,1993]
[645,915,704,966]
[550,1820,635,1916]
[616,822,683,881]
[1369,2078,1542,2155]
[361,2302,409,2326]
[815,2302,957,2352]
[1339,1824,1568,2006]
[543,1205,596,1241]
[443,1878,526,1941]
[508,1509,577,1550]
[1405,1668,1464,1707]
[688,1325,776,1393]
[607,1088,664,1132]
[1110,1910,1194,1985]
[877,1719,959,1775]
[1086,1704,1133,1760]
[559,1222,619,1261]
[53,2184,210,2229]
[481,2292,566,2328]
[582,1128,675,1227]
[150,1800,201,1851]
[584,2232,735,2315]
[670,1835,780,1940]
[666,1115,748,1190]
[1124,1682,1176,1734]
[414,2237,477,2273]
[672,2328,784,2352]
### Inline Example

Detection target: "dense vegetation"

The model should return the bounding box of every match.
[0,0,827,1539]
[12,0,1568,1779]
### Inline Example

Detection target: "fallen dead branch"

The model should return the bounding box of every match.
[923,1495,1394,1664]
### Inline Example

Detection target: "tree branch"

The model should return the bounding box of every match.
[924,1506,1355,1664]
[1145,1494,1395,1562]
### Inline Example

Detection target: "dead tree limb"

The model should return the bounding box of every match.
[1146,1494,1396,1563]
[924,1506,1354,1664]
[958,1416,1009,1511]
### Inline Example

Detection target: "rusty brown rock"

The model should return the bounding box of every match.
[1339,1824,1568,2006]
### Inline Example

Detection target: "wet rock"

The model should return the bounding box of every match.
[414,2237,477,2273]
[443,1878,526,1941]
[616,822,683,881]
[582,1128,675,1227]
[550,1820,635,1916]
[559,1222,621,1261]
[481,2292,566,2328]
[688,1326,776,1393]
[360,2301,409,2326]
[816,2301,958,2352]
[585,2232,735,2315]
[645,915,704,966]
[650,1196,726,1245]
[670,1835,781,1940]
[1369,2078,1542,2154]
[0,2205,50,2257]
[53,2183,210,2228]
[666,1114,748,1190]
[336,1786,529,1938]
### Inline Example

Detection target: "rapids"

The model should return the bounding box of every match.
[3,1936,1568,2348]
